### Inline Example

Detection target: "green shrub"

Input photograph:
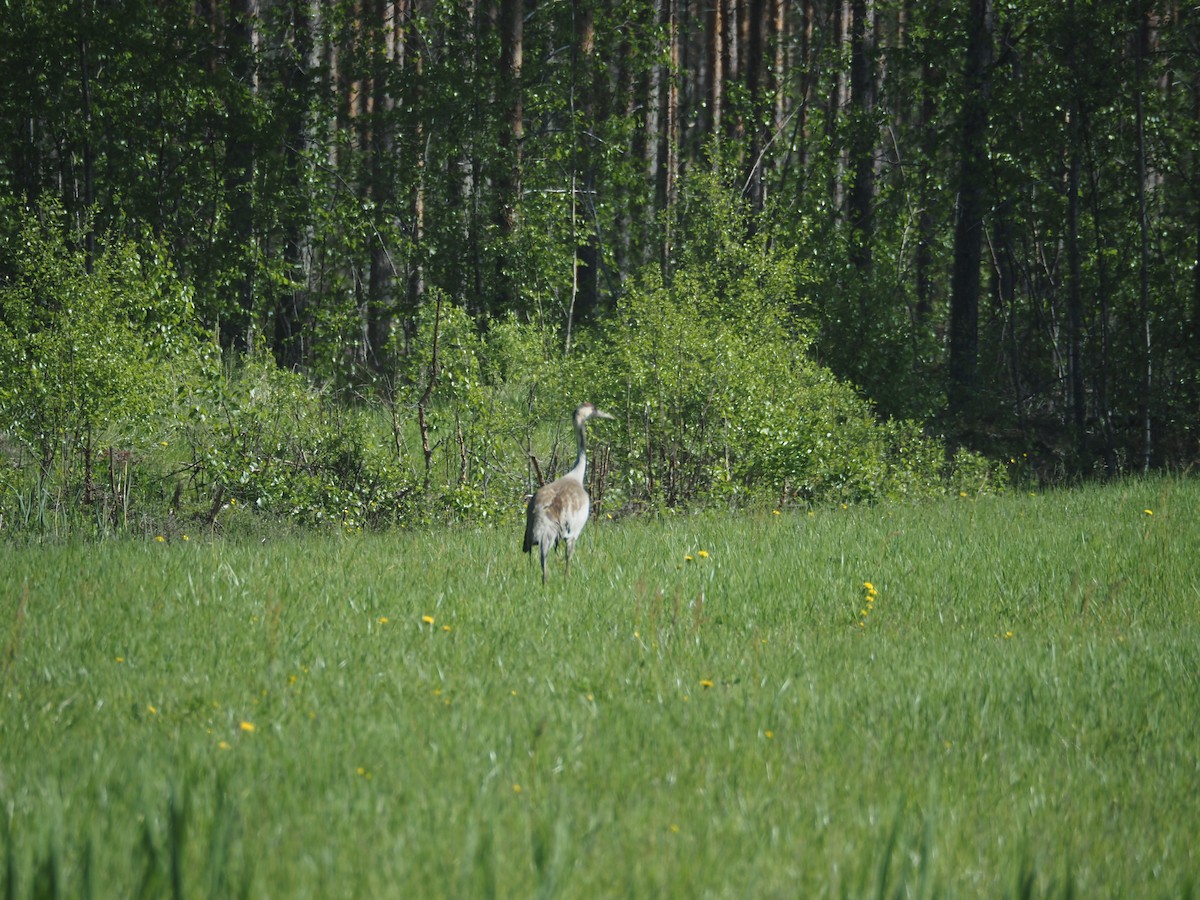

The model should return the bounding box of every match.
[181,357,416,532]
[0,205,213,532]
[578,174,1005,509]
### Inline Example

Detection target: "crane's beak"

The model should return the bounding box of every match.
[592,408,615,421]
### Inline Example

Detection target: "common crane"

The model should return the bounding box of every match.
[522,402,614,584]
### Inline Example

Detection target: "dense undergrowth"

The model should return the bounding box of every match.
[0,203,1007,540]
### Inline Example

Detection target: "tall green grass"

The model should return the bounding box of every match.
[2,476,1198,897]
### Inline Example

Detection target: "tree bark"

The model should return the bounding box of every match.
[1135,10,1153,471]
[569,0,599,340]
[223,0,260,353]
[1065,0,1086,461]
[848,0,875,270]
[494,0,523,312]
[366,0,397,369]
[947,0,993,421]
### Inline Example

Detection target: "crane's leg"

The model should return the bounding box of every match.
[539,540,549,584]
[564,538,575,579]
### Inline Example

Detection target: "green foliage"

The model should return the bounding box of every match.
[0,205,211,530]
[181,357,415,532]
[588,175,1003,509]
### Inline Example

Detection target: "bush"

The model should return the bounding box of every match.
[0,204,213,532]
[578,174,1005,509]
[180,357,416,532]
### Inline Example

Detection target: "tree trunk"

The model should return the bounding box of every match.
[744,0,769,213]
[76,0,95,273]
[1193,67,1200,356]
[1135,10,1153,471]
[914,58,936,322]
[1065,0,1086,462]
[494,0,523,313]
[827,2,850,215]
[366,0,397,369]
[569,0,599,341]
[663,0,680,267]
[708,0,724,144]
[947,0,993,421]
[848,0,875,270]
[223,0,259,353]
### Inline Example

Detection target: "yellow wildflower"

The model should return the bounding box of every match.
[697,550,710,559]
[699,679,714,689]
[422,614,435,625]
[240,721,256,733]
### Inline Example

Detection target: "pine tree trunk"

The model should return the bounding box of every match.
[848,0,875,270]
[947,0,992,421]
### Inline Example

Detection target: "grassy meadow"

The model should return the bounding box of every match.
[2,476,1198,898]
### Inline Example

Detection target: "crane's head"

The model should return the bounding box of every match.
[574,403,615,429]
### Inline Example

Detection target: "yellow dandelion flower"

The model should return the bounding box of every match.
[378,616,389,625]
[218,740,231,750]
[697,550,710,559]
[155,535,166,543]
[240,721,256,733]
[684,555,694,562]
[764,730,775,740]
[512,783,523,794]
[147,705,158,715]
[1143,509,1153,516]
[863,581,875,592]
[422,614,435,625]
[699,679,715,689]
[772,509,781,516]
[442,624,452,632]
[182,534,190,542]
[115,656,125,663]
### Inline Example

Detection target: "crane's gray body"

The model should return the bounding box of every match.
[523,403,613,583]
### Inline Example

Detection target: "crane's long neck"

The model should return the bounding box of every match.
[564,420,588,483]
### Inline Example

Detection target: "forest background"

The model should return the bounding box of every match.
[0,0,1197,534]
